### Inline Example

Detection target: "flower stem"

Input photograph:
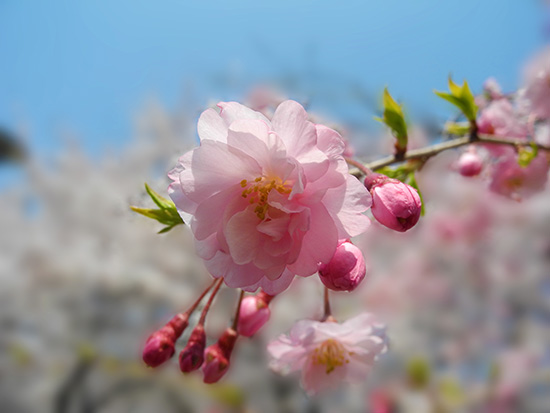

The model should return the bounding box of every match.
[186,278,218,315]
[198,278,224,326]
[231,290,245,331]
[322,287,332,322]
[345,157,372,176]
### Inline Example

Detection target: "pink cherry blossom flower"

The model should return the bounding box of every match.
[489,151,549,200]
[522,47,550,120]
[267,313,387,395]
[168,101,371,294]
[477,100,529,156]
[318,240,367,292]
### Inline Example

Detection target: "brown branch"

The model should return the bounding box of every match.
[347,134,550,174]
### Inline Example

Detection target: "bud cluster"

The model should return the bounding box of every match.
[142,281,275,383]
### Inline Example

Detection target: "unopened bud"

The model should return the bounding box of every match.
[142,313,189,368]
[179,324,206,373]
[457,150,483,177]
[319,241,366,292]
[366,174,421,232]
[238,293,273,337]
[202,328,238,384]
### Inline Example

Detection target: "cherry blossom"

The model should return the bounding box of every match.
[267,313,387,395]
[168,100,371,294]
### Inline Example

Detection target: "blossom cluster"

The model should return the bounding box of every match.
[134,46,550,398]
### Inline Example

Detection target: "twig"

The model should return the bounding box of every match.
[348,134,550,174]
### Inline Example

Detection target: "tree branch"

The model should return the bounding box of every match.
[349,134,550,174]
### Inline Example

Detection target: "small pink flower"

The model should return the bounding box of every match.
[489,151,549,200]
[142,314,189,368]
[238,292,273,337]
[179,324,206,373]
[318,240,367,292]
[457,148,483,177]
[522,47,550,120]
[477,100,529,156]
[365,174,421,232]
[202,328,238,383]
[168,101,371,294]
[267,313,387,395]
[535,122,550,147]
[483,77,504,100]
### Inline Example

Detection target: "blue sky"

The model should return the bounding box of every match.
[0,0,548,166]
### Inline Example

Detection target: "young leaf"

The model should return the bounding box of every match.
[435,78,478,122]
[130,183,184,234]
[408,173,425,216]
[145,183,174,209]
[517,143,538,168]
[375,88,408,153]
[444,122,471,136]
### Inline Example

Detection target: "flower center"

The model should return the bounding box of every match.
[311,338,350,374]
[240,176,292,220]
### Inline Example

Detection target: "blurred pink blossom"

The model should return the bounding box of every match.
[523,47,550,120]
[489,151,549,200]
[457,148,484,177]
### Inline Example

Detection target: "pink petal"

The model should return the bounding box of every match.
[197,108,229,143]
[218,101,270,125]
[224,208,262,265]
[288,204,339,276]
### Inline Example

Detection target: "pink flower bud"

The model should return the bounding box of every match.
[179,324,206,373]
[366,175,421,232]
[237,293,272,337]
[318,241,366,292]
[142,314,189,368]
[457,151,483,177]
[202,328,238,384]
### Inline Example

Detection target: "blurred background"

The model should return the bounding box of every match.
[1,1,550,412]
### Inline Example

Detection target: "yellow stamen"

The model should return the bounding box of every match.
[240,175,292,220]
[311,339,350,374]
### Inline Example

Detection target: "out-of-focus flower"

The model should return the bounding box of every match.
[484,77,504,100]
[179,324,206,373]
[202,328,238,383]
[478,100,529,156]
[523,47,550,120]
[142,314,189,367]
[535,122,550,147]
[489,150,549,200]
[457,148,484,177]
[365,174,421,232]
[245,86,286,117]
[318,240,367,292]
[477,99,528,138]
[238,292,273,337]
[267,313,387,395]
[168,100,371,294]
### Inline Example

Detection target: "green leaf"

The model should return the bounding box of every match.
[435,78,478,122]
[376,88,408,152]
[444,122,471,136]
[145,183,174,209]
[517,143,538,168]
[130,183,184,233]
[408,173,425,216]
